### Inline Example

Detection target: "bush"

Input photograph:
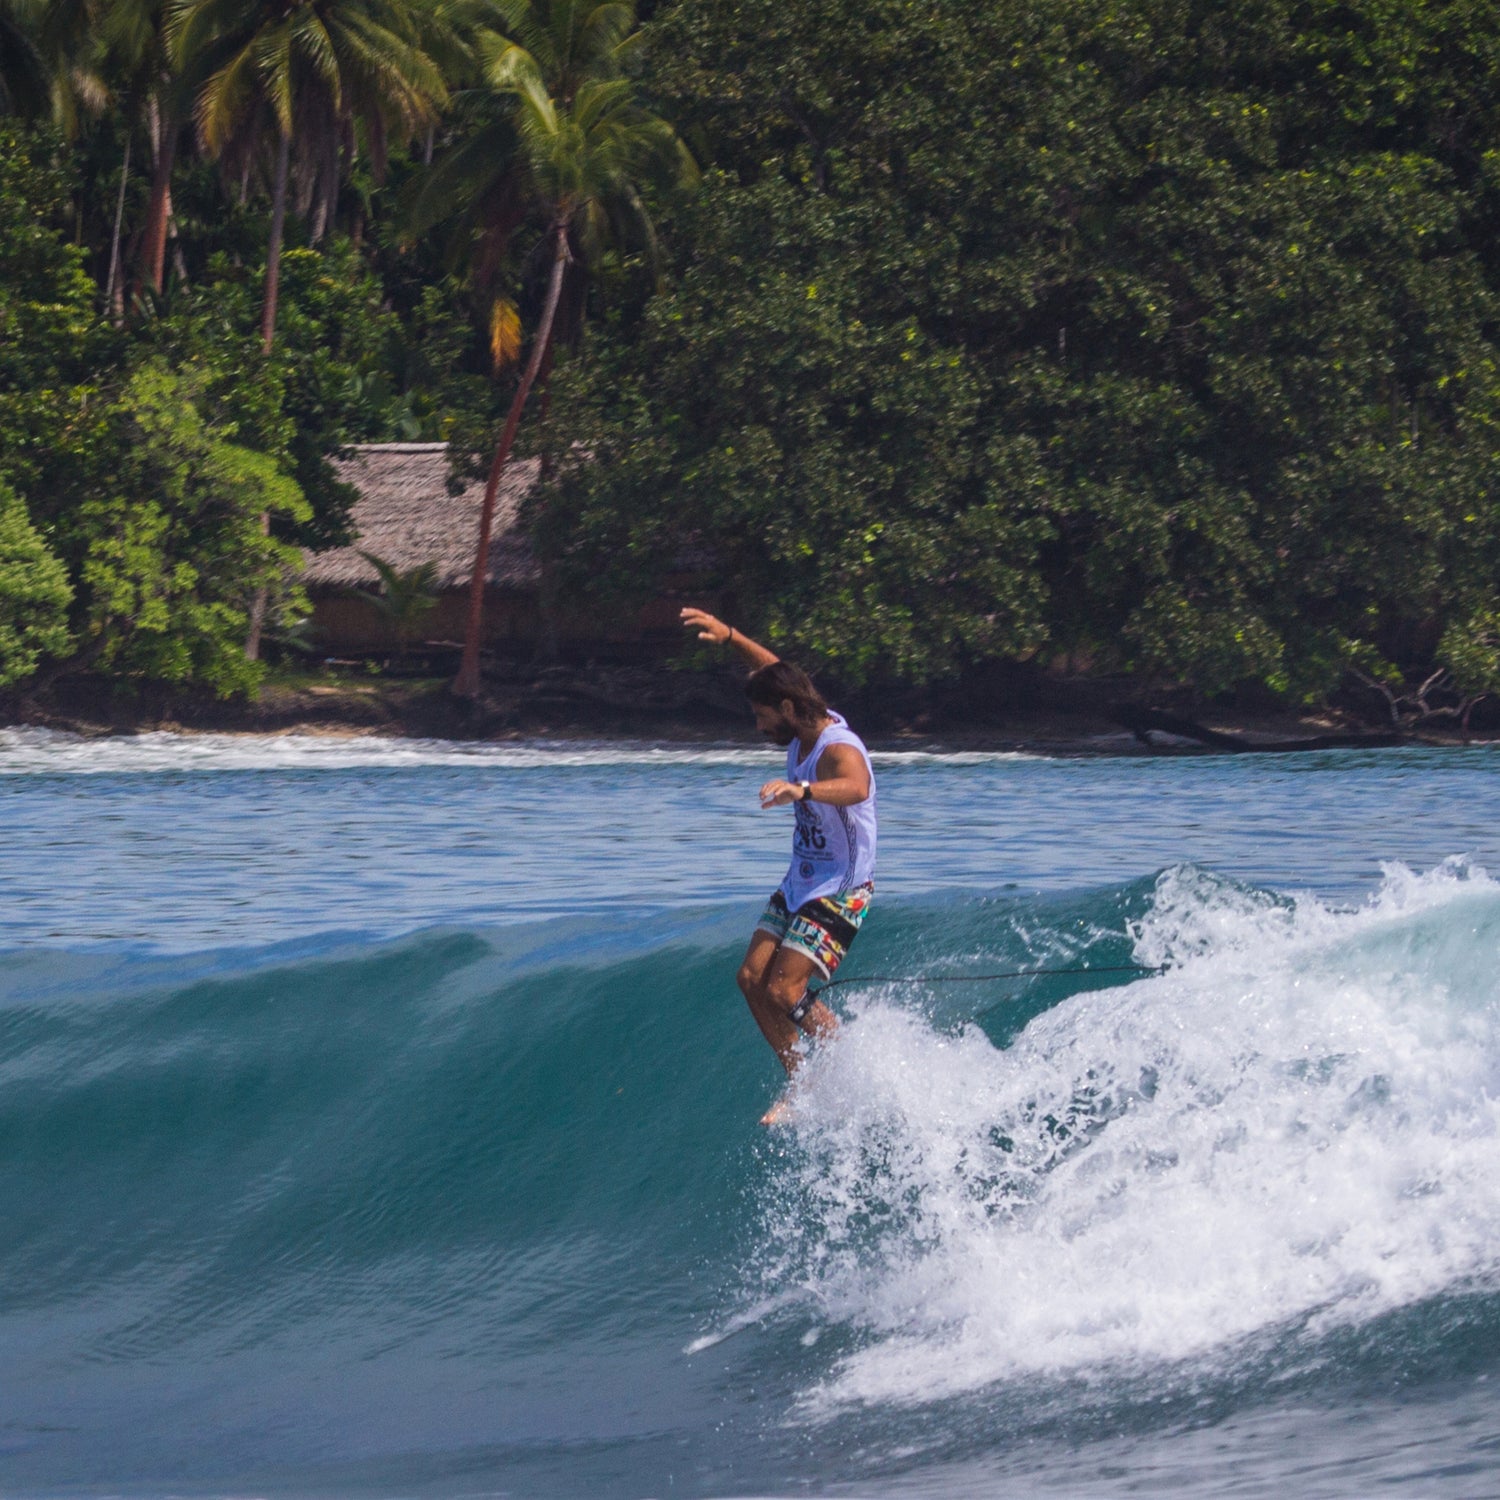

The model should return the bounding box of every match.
[0,479,72,688]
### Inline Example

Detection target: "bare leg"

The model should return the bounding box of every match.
[763,946,837,1062]
[737,931,801,1061]
[740,944,839,1125]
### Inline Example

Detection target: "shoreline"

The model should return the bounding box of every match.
[4,665,1493,757]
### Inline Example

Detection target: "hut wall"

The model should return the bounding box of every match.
[310,588,539,651]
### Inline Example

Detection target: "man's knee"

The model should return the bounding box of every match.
[736,961,764,999]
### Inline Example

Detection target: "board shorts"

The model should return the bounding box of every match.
[755,882,874,978]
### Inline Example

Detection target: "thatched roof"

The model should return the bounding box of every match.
[301,443,540,590]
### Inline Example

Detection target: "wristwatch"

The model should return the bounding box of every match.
[798,780,813,802]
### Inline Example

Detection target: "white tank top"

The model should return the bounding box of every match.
[779,714,877,911]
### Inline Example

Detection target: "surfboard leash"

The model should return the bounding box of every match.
[797,961,1168,1024]
[814,962,1166,993]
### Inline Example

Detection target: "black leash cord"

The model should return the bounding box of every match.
[797,962,1168,1027]
[801,963,1168,1023]
[815,962,1166,995]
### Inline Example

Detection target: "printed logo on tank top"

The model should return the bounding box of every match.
[794,800,829,856]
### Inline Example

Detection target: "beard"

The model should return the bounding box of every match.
[761,721,797,746]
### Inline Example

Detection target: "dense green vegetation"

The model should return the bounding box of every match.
[545,0,1500,714]
[4,0,1500,720]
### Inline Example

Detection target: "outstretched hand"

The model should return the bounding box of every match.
[680,607,730,645]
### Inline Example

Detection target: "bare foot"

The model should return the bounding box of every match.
[760,1095,796,1127]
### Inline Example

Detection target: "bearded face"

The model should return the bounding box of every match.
[752,702,800,746]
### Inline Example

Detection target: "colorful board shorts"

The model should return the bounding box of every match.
[755,882,874,978]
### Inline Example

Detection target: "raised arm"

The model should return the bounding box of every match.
[680,607,780,672]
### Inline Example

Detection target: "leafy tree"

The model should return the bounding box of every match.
[0,134,318,696]
[538,0,1500,698]
[0,479,72,688]
[75,360,309,692]
[150,241,407,549]
[537,173,1051,685]
[0,121,113,505]
[1438,610,1500,729]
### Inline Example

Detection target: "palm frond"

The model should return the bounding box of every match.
[250,18,295,136]
[291,14,343,116]
[196,35,261,151]
[398,110,516,234]
[488,295,522,373]
[481,32,542,96]
[568,72,629,135]
[575,1,632,67]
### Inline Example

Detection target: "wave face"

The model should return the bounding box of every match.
[756,861,1500,1413]
[4,863,1500,1495]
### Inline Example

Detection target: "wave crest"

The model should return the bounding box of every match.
[751,862,1500,1409]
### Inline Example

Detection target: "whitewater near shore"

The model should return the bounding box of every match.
[5,660,1469,755]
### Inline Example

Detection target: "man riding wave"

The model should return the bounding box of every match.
[682,608,877,1123]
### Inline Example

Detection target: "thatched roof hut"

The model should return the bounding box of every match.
[301,443,542,651]
[302,442,540,591]
[301,441,692,657]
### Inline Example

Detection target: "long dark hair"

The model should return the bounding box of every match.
[745,660,829,727]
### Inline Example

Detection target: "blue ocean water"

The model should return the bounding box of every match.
[3,727,1500,1498]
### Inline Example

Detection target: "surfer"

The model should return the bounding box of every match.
[681,608,877,1123]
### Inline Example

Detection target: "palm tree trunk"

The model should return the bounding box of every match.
[105,130,132,322]
[140,93,177,296]
[246,129,294,663]
[243,515,274,660]
[453,220,571,698]
[260,129,292,354]
[538,337,556,481]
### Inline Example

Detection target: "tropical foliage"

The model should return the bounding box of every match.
[5,0,1500,719]
[170,0,448,348]
[541,0,1500,706]
[0,479,72,689]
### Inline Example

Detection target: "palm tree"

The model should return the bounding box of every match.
[171,0,448,352]
[447,0,695,697]
[55,0,196,309]
[171,0,446,658]
[352,550,440,664]
[6,0,142,313]
[20,0,189,308]
[99,0,186,299]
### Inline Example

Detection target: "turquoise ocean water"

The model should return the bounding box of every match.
[3,728,1500,1497]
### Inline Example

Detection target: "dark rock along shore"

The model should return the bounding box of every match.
[6,658,1488,755]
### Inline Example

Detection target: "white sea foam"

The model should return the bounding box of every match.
[763,860,1500,1409]
[0,726,1033,774]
